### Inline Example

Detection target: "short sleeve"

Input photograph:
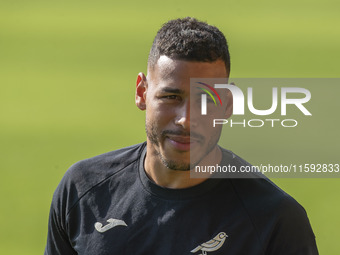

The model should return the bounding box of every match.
[44,203,76,255]
[44,168,79,255]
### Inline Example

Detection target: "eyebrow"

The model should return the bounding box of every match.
[160,87,185,94]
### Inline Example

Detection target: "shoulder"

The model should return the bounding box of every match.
[230,177,317,253]
[228,176,303,218]
[221,149,316,252]
[66,142,145,182]
[222,148,306,217]
[65,142,145,186]
[221,148,307,221]
[51,142,146,214]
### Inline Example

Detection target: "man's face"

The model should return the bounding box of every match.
[137,56,231,171]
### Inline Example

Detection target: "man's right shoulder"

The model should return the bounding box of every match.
[52,142,146,209]
[66,142,146,180]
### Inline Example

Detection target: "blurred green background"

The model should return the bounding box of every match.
[0,0,339,254]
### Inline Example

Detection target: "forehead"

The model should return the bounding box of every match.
[147,56,228,88]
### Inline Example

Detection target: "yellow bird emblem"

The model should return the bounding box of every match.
[191,232,228,255]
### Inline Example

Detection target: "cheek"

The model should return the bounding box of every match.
[194,110,224,129]
[146,104,175,126]
[204,120,222,135]
[194,115,223,142]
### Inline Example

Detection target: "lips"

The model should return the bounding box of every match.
[168,136,191,143]
[166,135,197,151]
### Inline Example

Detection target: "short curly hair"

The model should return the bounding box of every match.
[148,17,230,74]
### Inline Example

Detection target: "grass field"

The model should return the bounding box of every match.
[1,0,339,254]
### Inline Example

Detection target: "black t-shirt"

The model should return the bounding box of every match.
[45,142,318,254]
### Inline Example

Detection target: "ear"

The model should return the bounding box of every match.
[135,72,147,110]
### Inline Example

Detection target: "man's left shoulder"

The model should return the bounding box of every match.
[220,147,296,203]
[220,148,313,225]
[228,175,307,218]
[222,148,307,217]
[222,149,317,253]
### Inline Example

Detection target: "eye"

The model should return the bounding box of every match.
[162,95,180,100]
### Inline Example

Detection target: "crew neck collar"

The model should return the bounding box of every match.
[138,144,222,200]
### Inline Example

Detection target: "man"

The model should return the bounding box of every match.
[45,17,318,254]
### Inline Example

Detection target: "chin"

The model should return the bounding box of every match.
[160,157,192,171]
[162,148,209,171]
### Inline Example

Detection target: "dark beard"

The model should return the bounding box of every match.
[145,119,216,171]
[145,119,190,170]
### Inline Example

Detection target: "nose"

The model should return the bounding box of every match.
[175,100,197,129]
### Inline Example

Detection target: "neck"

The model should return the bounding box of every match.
[144,144,222,189]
